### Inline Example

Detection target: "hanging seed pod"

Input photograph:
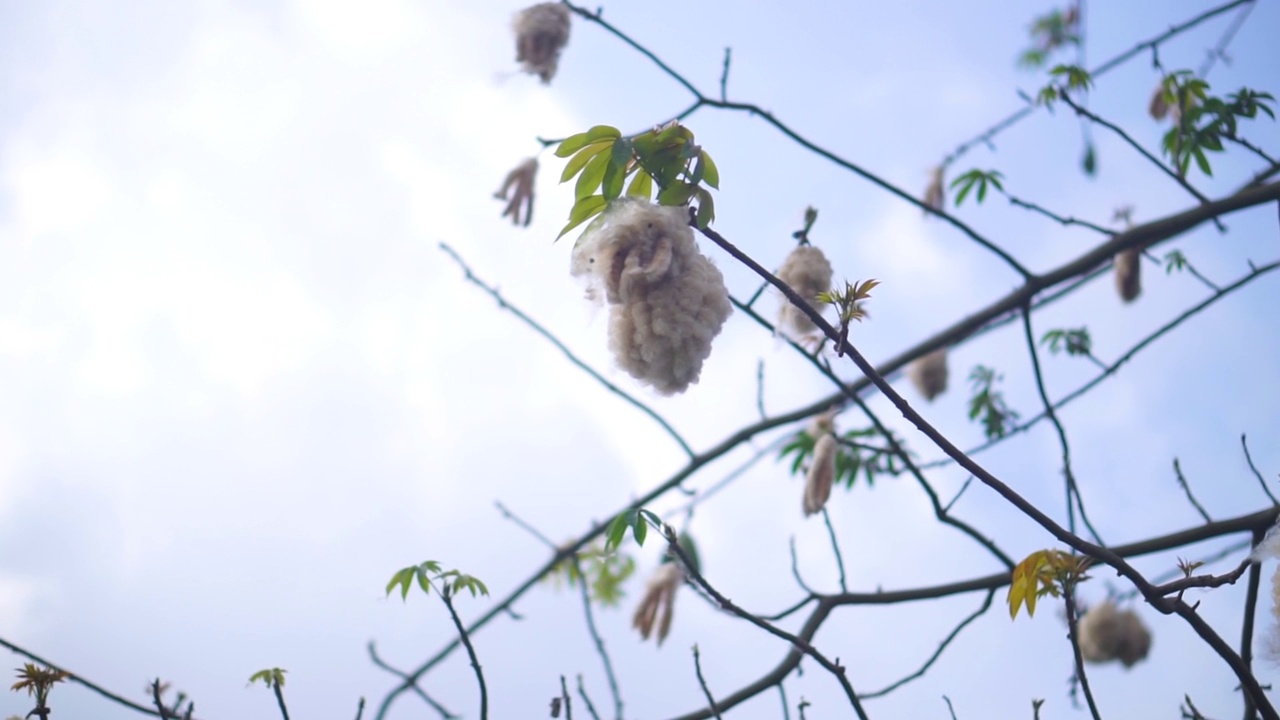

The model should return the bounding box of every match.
[570,199,732,395]
[494,157,538,226]
[1114,248,1141,303]
[1148,83,1171,121]
[1077,601,1152,668]
[513,3,571,84]
[803,432,837,516]
[776,245,833,338]
[923,166,946,214]
[631,562,682,645]
[907,348,949,401]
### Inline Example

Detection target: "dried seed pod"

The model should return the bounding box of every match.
[1148,84,1171,121]
[494,158,537,226]
[513,3,571,84]
[907,348,949,401]
[776,245,833,338]
[804,432,837,516]
[632,562,682,645]
[1114,248,1141,303]
[923,166,946,214]
[1077,601,1152,668]
[570,199,732,395]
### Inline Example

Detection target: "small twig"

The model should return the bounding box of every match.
[1242,528,1265,720]
[718,47,731,102]
[756,359,767,420]
[572,555,625,720]
[1242,434,1279,505]
[355,697,366,720]
[819,508,848,593]
[440,243,694,459]
[1006,194,1115,235]
[1174,458,1213,522]
[777,684,791,720]
[0,637,184,719]
[559,675,574,720]
[1152,559,1250,595]
[691,646,723,720]
[576,675,602,720]
[943,477,974,513]
[367,642,457,719]
[1063,590,1104,720]
[151,679,172,720]
[441,589,489,720]
[1059,91,1224,230]
[496,501,559,549]
[270,679,291,720]
[943,695,960,720]
[788,536,819,596]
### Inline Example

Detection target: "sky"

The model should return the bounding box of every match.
[1,1,1279,719]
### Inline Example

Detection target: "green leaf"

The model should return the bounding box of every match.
[557,195,607,240]
[605,512,631,553]
[632,514,648,545]
[602,139,632,201]
[560,140,614,183]
[555,125,621,157]
[657,181,697,206]
[698,150,720,189]
[1192,146,1212,176]
[575,151,610,201]
[626,170,653,199]
[386,567,415,600]
[694,187,715,228]
[1081,144,1096,177]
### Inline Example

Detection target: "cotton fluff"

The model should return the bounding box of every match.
[1248,516,1280,661]
[802,411,838,517]
[1077,601,1152,667]
[923,166,946,214]
[1114,248,1141,303]
[513,3,571,84]
[776,245,833,338]
[907,348,949,401]
[570,199,732,395]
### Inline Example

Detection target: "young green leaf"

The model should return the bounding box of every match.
[560,140,614,183]
[698,150,720,189]
[626,170,653,199]
[557,195,607,240]
[556,125,622,157]
[575,151,610,200]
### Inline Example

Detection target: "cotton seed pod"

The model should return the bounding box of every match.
[923,166,946,214]
[570,199,732,395]
[632,562,682,645]
[1114,248,1141,303]
[776,245,833,338]
[1148,84,1171,121]
[804,433,837,517]
[1077,601,1152,668]
[907,348,949,401]
[513,3,571,84]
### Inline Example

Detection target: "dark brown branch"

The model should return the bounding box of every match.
[1241,529,1265,720]
[1063,591,1103,720]
[1175,458,1214,523]
[1242,435,1279,506]
[441,589,488,720]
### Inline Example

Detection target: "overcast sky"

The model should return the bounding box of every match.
[2,1,1279,719]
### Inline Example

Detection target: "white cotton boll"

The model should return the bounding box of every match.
[776,245,833,338]
[804,432,837,517]
[513,3,571,84]
[907,348,949,401]
[570,199,732,395]
[1250,517,1280,563]
[1077,601,1152,668]
[1114,248,1141,303]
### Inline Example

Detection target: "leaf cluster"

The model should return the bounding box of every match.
[1164,249,1188,275]
[779,424,906,489]
[555,122,721,239]
[1158,72,1276,177]
[1035,64,1094,109]
[10,664,70,706]
[817,278,879,326]
[542,542,637,607]
[603,508,662,554]
[1040,327,1091,357]
[1007,549,1091,619]
[967,365,1021,440]
[1018,6,1081,69]
[247,668,287,690]
[386,560,490,601]
[949,169,1004,207]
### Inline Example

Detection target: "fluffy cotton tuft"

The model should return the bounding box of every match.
[804,433,837,516]
[570,199,732,395]
[513,3,571,84]
[776,245,833,338]
[1113,248,1141,303]
[1077,601,1152,667]
[907,348,949,401]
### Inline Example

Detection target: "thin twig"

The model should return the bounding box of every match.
[151,679,172,720]
[560,675,574,720]
[1174,458,1213,522]
[1241,529,1264,720]
[441,590,488,720]
[1242,434,1279,505]
[577,675,603,720]
[439,243,694,459]
[820,508,848,593]
[354,697,366,720]
[572,556,624,720]
[367,642,457,719]
[691,646,723,720]
[1063,590,1103,720]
